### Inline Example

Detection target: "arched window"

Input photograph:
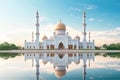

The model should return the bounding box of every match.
[68,45,73,50]
[79,46,80,49]
[90,46,92,49]
[50,53,54,57]
[74,45,76,49]
[47,45,49,49]
[87,54,89,57]
[81,46,83,49]
[47,54,49,56]
[74,53,76,57]
[87,46,89,49]
[68,53,73,57]
[50,45,54,50]
[58,42,64,49]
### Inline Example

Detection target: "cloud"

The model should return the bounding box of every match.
[86,4,96,10]
[92,27,120,46]
[71,7,81,12]
[39,16,48,22]
[89,18,95,22]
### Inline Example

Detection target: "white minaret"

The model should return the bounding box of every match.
[35,59,40,80]
[35,11,40,49]
[82,11,87,49]
[82,59,87,80]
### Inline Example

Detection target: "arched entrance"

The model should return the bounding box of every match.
[58,42,64,49]
[58,42,64,59]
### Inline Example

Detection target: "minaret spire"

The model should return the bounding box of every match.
[82,10,87,49]
[35,11,40,49]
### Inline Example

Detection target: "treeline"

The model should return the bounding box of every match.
[95,43,120,50]
[99,43,120,58]
[103,43,120,50]
[0,42,21,50]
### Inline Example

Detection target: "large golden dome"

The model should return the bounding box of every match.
[54,70,66,78]
[55,22,66,31]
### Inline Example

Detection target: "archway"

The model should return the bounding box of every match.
[58,42,64,49]
[58,42,64,59]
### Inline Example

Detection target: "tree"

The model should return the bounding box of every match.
[0,42,21,50]
[103,44,107,48]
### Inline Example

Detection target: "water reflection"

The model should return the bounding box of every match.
[0,54,120,80]
[24,53,95,80]
[0,53,20,59]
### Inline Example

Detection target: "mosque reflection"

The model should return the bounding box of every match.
[24,52,95,80]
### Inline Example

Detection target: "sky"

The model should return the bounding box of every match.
[0,0,120,46]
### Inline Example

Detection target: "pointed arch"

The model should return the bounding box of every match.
[58,42,64,49]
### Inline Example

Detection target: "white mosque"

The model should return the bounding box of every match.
[24,11,95,50]
[24,11,95,79]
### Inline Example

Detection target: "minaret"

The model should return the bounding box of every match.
[82,59,87,80]
[36,59,40,80]
[35,11,40,49]
[82,11,87,49]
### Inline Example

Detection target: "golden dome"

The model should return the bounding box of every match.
[42,60,47,65]
[55,22,66,31]
[54,70,66,78]
[42,35,48,40]
[74,35,80,40]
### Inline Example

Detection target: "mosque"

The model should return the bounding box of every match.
[24,11,95,80]
[24,11,95,50]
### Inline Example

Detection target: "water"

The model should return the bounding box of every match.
[0,54,120,80]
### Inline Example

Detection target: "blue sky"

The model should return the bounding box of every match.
[0,0,120,46]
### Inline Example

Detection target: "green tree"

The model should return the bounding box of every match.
[0,42,21,50]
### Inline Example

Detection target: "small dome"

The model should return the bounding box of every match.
[42,35,48,40]
[50,36,53,40]
[54,70,66,78]
[74,61,80,64]
[74,35,80,40]
[42,60,47,65]
[55,22,66,31]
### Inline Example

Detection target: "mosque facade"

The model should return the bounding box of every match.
[24,11,95,50]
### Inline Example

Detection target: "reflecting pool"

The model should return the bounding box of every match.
[0,54,120,80]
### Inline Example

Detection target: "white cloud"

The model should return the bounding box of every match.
[39,16,48,22]
[92,27,120,46]
[89,18,95,22]
[71,7,81,12]
[86,4,96,10]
